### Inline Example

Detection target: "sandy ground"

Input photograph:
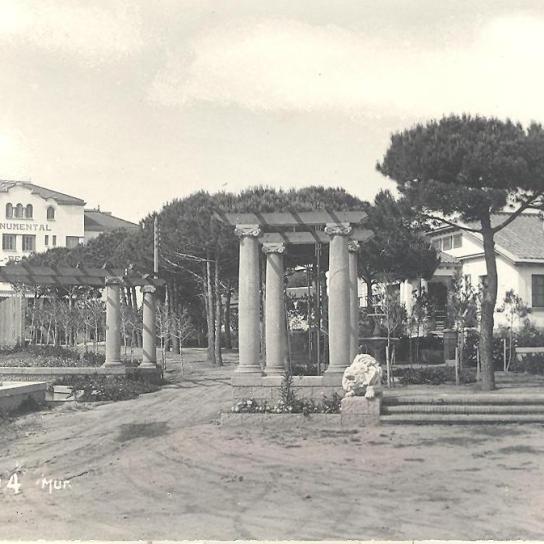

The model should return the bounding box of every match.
[1,348,544,541]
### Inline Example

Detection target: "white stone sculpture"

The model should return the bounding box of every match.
[342,353,383,399]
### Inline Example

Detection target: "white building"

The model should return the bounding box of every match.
[0,180,138,265]
[399,212,544,329]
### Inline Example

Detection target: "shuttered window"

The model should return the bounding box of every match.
[532,275,544,307]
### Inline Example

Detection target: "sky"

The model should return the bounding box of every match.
[1,0,544,222]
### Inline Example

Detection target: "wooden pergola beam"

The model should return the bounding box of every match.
[217,209,367,227]
[259,228,373,245]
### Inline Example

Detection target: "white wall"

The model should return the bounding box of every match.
[0,185,84,265]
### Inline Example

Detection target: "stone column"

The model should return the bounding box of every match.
[103,276,123,367]
[348,240,360,365]
[140,285,157,368]
[402,279,415,317]
[234,224,262,374]
[263,242,288,375]
[324,223,352,380]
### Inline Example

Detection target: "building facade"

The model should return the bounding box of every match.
[0,180,138,266]
[399,212,544,329]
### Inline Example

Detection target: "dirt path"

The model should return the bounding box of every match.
[1,349,544,540]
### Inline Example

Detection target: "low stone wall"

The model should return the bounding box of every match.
[0,381,47,413]
[221,412,341,428]
[0,366,162,384]
[221,397,381,428]
[231,374,344,402]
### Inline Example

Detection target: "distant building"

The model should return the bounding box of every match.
[399,212,544,329]
[0,180,138,265]
[83,208,139,242]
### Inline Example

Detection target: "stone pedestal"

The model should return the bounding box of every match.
[263,243,288,375]
[348,240,360,365]
[324,223,352,379]
[140,285,157,368]
[340,396,381,427]
[103,277,123,368]
[235,225,263,375]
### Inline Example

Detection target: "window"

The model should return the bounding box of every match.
[2,234,16,251]
[432,239,441,250]
[47,206,55,220]
[453,233,462,248]
[15,203,23,218]
[25,204,33,219]
[22,235,35,252]
[442,236,452,250]
[532,275,544,307]
[66,236,80,249]
[5,203,13,218]
[44,235,49,246]
[52,235,57,246]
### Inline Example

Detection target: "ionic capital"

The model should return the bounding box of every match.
[141,285,157,295]
[234,224,262,238]
[324,223,353,237]
[262,242,286,255]
[348,240,360,253]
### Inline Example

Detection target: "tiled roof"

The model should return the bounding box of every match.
[467,213,544,261]
[0,180,85,205]
[84,209,139,233]
[438,251,460,264]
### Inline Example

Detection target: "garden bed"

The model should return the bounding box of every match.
[0,345,141,368]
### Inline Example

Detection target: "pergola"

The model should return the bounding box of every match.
[0,264,163,369]
[222,210,373,397]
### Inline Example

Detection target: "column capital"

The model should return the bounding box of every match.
[105,276,124,286]
[235,224,262,238]
[324,223,352,237]
[262,242,286,255]
[348,240,360,253]
[141,285,157,295]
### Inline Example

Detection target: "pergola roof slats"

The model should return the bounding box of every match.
[0,264,164,288]
[219,210,367,227]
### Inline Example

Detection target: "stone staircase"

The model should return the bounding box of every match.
[381,393,544,424]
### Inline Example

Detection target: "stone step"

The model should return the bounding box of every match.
[381,413,544,424]
[382,404,544,415]
[383,394,544,406]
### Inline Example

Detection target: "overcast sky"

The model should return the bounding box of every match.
[1,1,544,222]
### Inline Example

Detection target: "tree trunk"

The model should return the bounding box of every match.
[214,257,223,366]
[480,216,497,391]
[224,281,232,349]
[206,254,216,364]
[170,281,180,355]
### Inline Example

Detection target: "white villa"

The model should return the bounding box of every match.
[398,212,544,329]
[0,180,138,266]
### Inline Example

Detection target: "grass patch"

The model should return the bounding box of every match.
[54,376,162,402]
[117,421,169,442]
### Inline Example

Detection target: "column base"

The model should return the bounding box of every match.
[321,369,345,387]
[234,365,263,374]
[139,361,158,369]
[263,367,286,376]
[102,361,123,368]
